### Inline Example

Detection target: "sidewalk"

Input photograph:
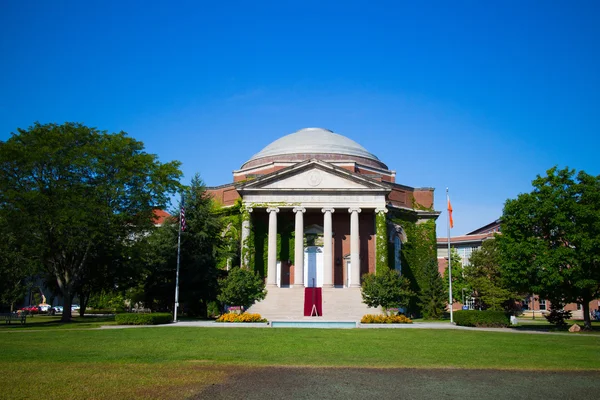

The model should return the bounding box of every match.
[98,320,596,336]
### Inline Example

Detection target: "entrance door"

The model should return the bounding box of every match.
[304,246,323,287]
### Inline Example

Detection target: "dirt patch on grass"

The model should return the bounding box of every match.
[195,366,600,400]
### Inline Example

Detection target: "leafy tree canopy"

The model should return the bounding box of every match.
[135,174,225,317]
[498,166,600,328]
[0,122,182,320]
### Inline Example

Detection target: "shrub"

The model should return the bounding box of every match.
[217,267,267,310]
[454,310,510,327]
[361,314,413,324]
[361,269,414,314]
[115,312,172,325]
[545,309,572,326]
[215,313,267,323]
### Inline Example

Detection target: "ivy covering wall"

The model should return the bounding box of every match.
[375,211,388,274]
[389,210,437,316]
[246,210,296,278]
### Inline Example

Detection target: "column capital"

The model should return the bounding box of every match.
[293,206,306,213]
[242,206,253,213]
[321,207,335,214]
[266,207,280,213]
[375,207,388,214]
[348,207,362,214]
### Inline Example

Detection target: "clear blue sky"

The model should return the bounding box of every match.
[1,1,598,237]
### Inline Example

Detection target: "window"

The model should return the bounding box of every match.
[577,303,582,310]
[522,298,530,310]
[539,299,547,311]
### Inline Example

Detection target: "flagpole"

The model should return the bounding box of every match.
[447,188,454,324]
[174,193,184,323]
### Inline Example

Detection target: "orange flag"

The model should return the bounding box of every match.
[447,198,454,229]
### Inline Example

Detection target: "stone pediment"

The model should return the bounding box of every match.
[237,159,390,193]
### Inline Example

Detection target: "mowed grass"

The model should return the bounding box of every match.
[0,315,117,330]
[1,327,599,399]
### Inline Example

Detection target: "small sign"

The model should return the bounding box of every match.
[462,305,469,310]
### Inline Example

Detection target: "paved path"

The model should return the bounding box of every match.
[194,366,600,400]
[96,320,598,336]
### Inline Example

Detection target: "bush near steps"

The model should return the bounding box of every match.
[115,313,173,325]
[216,313,267,323]
[361,314,413,324]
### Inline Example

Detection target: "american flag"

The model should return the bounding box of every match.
[180,204,186,231]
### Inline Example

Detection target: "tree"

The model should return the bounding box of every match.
[140,175,225,317]
[361,268,414,315]
[217,267,267,311]
[443,248,470,306]
[0,122,182,321]
[498,166,600,329]
[418,260,447,319]
[178,175,225,316]
[0,216,38,311]
[465,239,516,311]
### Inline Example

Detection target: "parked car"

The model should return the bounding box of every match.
[38,305,51,313]
[71,304,80,311]
[50,306,63,315]
[20,305,39,314]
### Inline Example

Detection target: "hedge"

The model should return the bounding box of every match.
[115,312,172,325]
[454,310,510,328]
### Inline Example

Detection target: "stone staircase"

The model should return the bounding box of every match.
[247,286,380,321]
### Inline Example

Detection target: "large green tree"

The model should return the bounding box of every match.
[498,166,600,329]
[0,122,182,321]
[141,175,225,316]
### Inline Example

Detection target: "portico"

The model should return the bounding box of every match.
[238,158,390,289]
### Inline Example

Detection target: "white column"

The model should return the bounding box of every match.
[293,206,306,287]
[322,207,335,287]
[349,207,361,287]
[266,207,279,286]
[240,206,253,269]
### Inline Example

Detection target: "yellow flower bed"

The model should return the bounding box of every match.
[361,314,413,324]
[215,313,267,323]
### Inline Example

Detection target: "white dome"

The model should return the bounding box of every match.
[245,128,382,165]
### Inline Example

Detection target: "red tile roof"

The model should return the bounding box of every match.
[152,209,171,225]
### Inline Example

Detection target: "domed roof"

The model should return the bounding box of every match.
[243,128,385,168]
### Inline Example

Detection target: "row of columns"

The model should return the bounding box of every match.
[241,206,366,288]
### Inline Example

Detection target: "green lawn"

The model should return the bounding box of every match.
[0,326,599,399]
[0,314,117,330]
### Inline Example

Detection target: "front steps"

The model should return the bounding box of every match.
[246,286,381,321]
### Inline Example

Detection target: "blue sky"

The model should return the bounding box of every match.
[1,1,598,237]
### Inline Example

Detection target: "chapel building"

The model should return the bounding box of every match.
[207,128,439,320]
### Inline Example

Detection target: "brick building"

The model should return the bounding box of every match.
[207,128,439,320]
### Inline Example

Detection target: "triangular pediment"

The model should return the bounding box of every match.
[237,159,390,192]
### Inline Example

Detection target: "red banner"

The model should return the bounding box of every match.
[304,288,323,316]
